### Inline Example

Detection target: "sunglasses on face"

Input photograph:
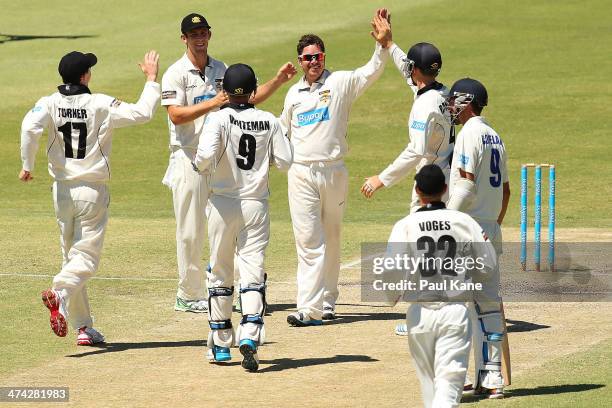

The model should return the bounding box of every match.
[298,53,325,63]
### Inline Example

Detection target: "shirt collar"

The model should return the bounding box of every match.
[416,81,444,96]
[181,52,214,73]
[57,84,91,96]
[222,102,254,110]
[464,115,486,127]
[416,201,446,212]
[298,69,331,92]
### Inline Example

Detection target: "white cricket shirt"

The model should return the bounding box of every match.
[385,202,498,306]
[279,43,388,163]
[194,103,293,200]
[449,116,509,222]
[20,81,161,183]
[161,53,227,150]
[378,44,454,187]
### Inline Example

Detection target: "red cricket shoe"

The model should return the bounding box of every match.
[41,289,67,337]
[77,327,106,346]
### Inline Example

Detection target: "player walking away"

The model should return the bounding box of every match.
[193,64,293,371]
[162,13,296,313]
[446,78,510,398]
[361,10,453,207]
[20,50,161,345]
[383,164,498,408]
[281,10,390,327]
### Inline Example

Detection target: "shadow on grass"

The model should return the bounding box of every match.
[258,354,378,373]
[0,33,97,44]
[66,339,206,358]
[462,383,605,403]
[506,384,605,397]
[67,339,278,358]
[323,312,405,325]
[506,319,551,333]
[336,302,392,308]
[266,303,295,313]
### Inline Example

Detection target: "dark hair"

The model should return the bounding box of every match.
[297,34,325,55]
[472,104,484,115]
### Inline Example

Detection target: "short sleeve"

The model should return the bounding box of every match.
[161,68,185,106]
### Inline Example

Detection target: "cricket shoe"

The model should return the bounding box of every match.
[474,386,504,399]
[207,345,232,363]
[286,312,322,327]
[462,383,475,396]
[321,307,336,320]
[174,296,208,313]
[41,289,68,337]
[239,339,259,372]
[77,327,106,346]
[395,323,409,336]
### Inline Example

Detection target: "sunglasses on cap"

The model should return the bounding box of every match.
[298,53,325,63]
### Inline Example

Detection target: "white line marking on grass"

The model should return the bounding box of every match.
[0,252,384,284]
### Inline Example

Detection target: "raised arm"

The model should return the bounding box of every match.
[250,62,297,105]
[110,51,162,128]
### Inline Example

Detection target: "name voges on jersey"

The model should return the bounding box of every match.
[229,115,270,131]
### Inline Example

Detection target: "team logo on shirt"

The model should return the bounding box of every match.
[458,154,470,166]
[297,106,330,126]
[110,98,123,108]
[31,106,43,113]
[319,90,331,103]
[410,120,426,131]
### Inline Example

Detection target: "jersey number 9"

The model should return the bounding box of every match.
[489,148,501,187]
[236,133,256,171]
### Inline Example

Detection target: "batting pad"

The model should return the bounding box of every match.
[208,287,234,348]
[237,283,266,345]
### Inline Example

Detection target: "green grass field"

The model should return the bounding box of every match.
[1,0,611,406]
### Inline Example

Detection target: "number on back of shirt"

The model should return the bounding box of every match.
[236,133,256,170]
[489,148,501,187]
[58,122,87,159]
[417,235,458,277]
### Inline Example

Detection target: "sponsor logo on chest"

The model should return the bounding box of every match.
[297,106,330,126]
[194,94,216,104]
[410,120,426,131]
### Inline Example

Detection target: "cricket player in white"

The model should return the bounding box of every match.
[20,50,160,345]
[162,13,296,313]
[447,78,510,398]
[193,64,293,371]
[281,11,390,326]
[361,10,453,210]
[383,164,498,408]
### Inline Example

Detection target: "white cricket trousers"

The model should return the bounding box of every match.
[51,181,109,330]
[165,148,210,301]
[471,218,505,388]
[207,195,268,347]
[288,161,348,320]
[406,303,471,408]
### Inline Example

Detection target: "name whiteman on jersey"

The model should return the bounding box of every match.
[229,115,270,132]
